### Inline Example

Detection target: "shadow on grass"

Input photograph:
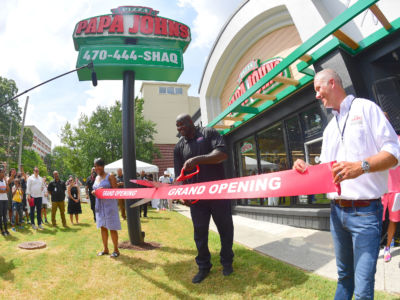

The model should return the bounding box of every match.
[0,256,15,281]
[37,228,58,235]
[58,226,80,233]
[73,223,91,227]
[162,247,309,298]
[3,234,19,241]
[118,255,201,300]
[158,246,197,256]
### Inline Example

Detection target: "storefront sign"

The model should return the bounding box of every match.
[228,58,291,110]
[73,6,190,82]
[73,6,190,51]
[76,45,183,81]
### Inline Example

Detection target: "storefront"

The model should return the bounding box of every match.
[199,0,400,230]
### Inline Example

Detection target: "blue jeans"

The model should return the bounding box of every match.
[30,197,42,226]
[330,200,382,300]
[12,202,23,225]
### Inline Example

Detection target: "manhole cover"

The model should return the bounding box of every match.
[18,241,47,250]
[119,241,161,251]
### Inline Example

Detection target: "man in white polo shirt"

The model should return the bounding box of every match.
[294,69,400,300]
[26,166,44,230]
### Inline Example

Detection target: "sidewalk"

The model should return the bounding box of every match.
[174,204,400,295]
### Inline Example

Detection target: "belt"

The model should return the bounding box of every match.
[333,199,379,208]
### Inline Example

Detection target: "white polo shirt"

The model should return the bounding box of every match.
[26,174,43,198]
[320,95,400,200]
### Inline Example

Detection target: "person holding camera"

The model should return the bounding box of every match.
[11,178,24,231]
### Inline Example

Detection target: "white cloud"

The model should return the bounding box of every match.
[75,81,122,124]
[0,0,93,90]
[177,0,242,49]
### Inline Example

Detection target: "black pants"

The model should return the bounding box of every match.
[0,201,7,231]
[30,197,42,225]
[89,195,96,221]
[190,200,234,270]
[140,203,147,217]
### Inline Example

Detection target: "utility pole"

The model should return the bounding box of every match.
[18,96,29,172]
[6,110,13,169]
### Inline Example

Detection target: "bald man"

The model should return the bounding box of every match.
[174,114,234,284]
[294,69,400,300]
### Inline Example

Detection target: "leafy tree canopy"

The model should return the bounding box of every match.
[60,98,159,178]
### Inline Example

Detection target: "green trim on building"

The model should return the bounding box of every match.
[207,0,400,135]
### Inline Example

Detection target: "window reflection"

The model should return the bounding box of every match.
[257,122,290,206]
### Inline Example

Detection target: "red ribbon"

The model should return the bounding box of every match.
[95,162,340,200]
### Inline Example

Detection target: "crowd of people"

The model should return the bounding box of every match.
[0,164,92,235]
[0,160,170,260]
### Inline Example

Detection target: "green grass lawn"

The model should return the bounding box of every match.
[0,204,397,300]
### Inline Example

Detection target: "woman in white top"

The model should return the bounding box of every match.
[0,168,10,236]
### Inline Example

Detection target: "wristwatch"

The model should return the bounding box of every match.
[361,160,370,173]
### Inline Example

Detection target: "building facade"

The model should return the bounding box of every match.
[25,125,51,158]
[199,0,400,230]
[140,81,199,177]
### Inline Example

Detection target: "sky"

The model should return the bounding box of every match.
[0,0,242,147]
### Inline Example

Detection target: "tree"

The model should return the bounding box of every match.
[60,98,159,178]
[45,146,75,181]
[21,149,47,176]
[0,76,21,165]
[0,76,34,171]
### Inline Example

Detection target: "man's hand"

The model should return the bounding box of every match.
[183,157,198,171]
[293,159,308,173]
[178,199,192,206]
[331,161,363,184]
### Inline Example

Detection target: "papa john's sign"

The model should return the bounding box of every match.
[73,6,191,81]
[228,58,291,114]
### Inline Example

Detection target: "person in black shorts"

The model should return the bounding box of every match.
[174,114,234,284]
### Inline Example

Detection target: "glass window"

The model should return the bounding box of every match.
[159,87,166,94]
[257,122,290,206]
[300,106,324,140]
[175,87,183,95]
[303,138,330,205]
[285,116,305,164]
[237,136,257,177]
[167,87,175,94]
[236,136,259,206]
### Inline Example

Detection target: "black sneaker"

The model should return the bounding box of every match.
[192,269,210,284]
[222,265,233,276]
[1,231,5,236]
[5,230,10,236]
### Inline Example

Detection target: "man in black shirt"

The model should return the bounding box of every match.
[174,114,234,284]
[85,167,97,222]
[47,171,67,227]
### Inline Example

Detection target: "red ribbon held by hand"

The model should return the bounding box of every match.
[96,162,341,203]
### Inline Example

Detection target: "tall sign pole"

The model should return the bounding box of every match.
[18,96,29,172]
[73,6,191,245]
[122,70,143,244]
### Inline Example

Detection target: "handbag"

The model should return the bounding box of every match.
[28,196,35,207]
